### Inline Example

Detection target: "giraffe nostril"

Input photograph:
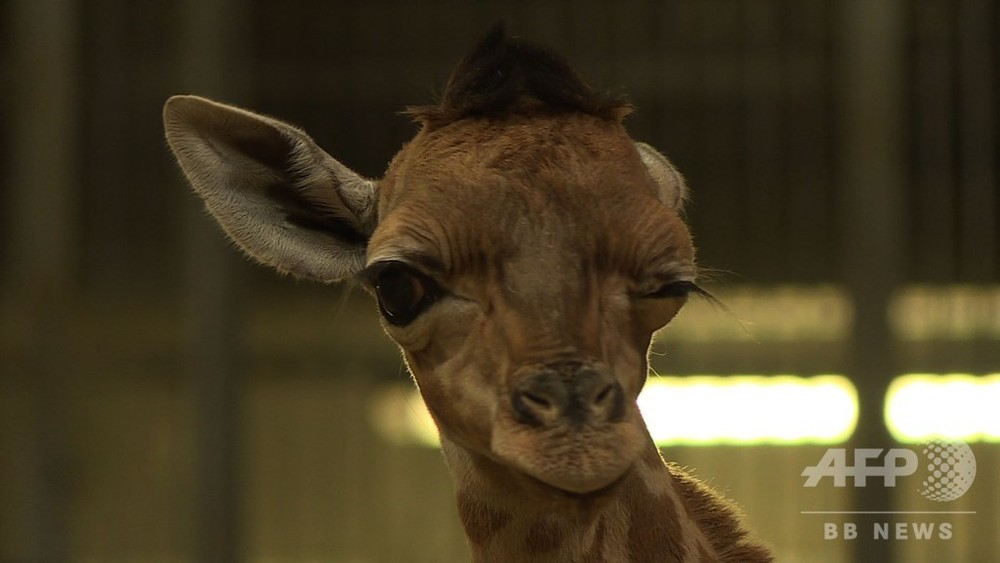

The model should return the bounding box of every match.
[522,391,552,409]
[589,380,625,422]
[593,383,612,405]
[569,369,624,425]
[511,371,569,427]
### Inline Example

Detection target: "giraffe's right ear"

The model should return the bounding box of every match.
[163,95,377,282]
[634,142,689,212]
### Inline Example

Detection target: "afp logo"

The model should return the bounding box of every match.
[917,439,977,501]
[801,439,977,501]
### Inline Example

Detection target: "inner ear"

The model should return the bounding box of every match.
[634,142,688,210]
[263,184,370,246]
[183,98,296,171]
[164,95,377,282]
[191,110,368,243]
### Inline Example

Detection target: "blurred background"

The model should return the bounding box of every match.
[1,1,998,562]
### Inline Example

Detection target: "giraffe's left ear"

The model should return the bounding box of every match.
[634,142,689,211]
[164,95,377,282]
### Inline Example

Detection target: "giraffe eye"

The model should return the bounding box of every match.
[643,280,698,300]
[368,261,442,326]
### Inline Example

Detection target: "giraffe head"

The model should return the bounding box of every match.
[164,27,695,499]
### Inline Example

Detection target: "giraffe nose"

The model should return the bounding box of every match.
[511,363,625,427]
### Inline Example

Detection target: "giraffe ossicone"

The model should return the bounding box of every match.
[164,24,773,563]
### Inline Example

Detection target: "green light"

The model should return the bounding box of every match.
[639,375,858,445]
[885,373,1000,443]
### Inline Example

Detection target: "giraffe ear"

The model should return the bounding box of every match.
[635,142,688,211]
[163,95,377,282]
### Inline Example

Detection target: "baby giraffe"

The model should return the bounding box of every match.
[164,26,772,563]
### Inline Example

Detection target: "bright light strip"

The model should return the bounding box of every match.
[370,374,858,447]
[656,285,852,343]
[639,375,857,445]
[650,284,1000,343]
[890,286,1000,340]
[885,373,1000,443]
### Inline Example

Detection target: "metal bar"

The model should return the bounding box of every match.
[913,0,958,282]
[4,0,81,560]
[835,1,907,562]
[173,1,249,561]
[83,0,130,296]
[957,0,997,281]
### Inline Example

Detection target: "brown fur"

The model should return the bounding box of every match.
[164,24,773,563]
[669,464,775,562]
[458,490,514,545]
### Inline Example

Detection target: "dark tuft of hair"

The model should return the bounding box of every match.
[406,23,631,128]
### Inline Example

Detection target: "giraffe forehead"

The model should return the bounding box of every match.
[372,116,693,280]
[379,113,649,218]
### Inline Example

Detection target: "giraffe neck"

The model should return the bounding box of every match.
[440,433,725,563]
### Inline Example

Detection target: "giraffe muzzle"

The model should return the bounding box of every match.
[511,362,625,428]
